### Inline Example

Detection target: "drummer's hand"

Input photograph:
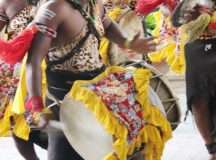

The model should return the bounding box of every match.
[119,47,138,58]
[37,113,51,129]
[128,34,157,54]
[26,112,51,129]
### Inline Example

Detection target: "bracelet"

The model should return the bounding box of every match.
[25,96,44,112]
[123,39,132,49]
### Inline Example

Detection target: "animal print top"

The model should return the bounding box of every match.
[0,5,36,108]
[104,0,136,11]
[47,12,105,73]
[7,6,36,38]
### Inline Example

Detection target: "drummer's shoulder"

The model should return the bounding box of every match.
[0,0,12,5]
[39,0,76,14]
[0,0,14,9]
[36,0,77,21]
[0,0,23,15]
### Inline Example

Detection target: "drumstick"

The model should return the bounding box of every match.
[30,120,64,132]
[42,120,65,132]
[47,120,64,130]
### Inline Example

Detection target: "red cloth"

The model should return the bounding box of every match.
[0,25,38,65]
[135,0,178,15]
[135,0,163,15]
[164,0,178,11]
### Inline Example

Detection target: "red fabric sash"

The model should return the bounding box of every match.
[135,0,164,15]
[135,0,178,15]
[0,25,38,65]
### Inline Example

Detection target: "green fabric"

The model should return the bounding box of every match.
[145,13,157,30]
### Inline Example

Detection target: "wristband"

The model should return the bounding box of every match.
[25,96,43,112]
[123,39,132,49]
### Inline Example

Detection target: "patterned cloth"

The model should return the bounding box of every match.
[7,6,36,38]
[88,72,144,142]
[0,5,35,108]
[0,61,19,113]
[0,6,36,131]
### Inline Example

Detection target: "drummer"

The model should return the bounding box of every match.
[25,0,157,159]
[0,0,48,160]
[171,1,216,159]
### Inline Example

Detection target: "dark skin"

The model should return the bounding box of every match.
[189,8,216,160]
[172,2,216,159]
[26,0,157,130]
[0,0,28,28]
[26,1,156,160]
[0,1,46,160]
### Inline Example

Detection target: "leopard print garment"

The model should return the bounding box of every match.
[0,6,36,108]
[7,5,36,38]
[47,15,105,73]
[103,0,136,11]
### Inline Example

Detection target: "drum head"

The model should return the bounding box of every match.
[108,9,144,65]
[60,97,113,160]
[107,9,169,74]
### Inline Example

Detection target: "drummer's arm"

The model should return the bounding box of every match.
[98,0,156,54]
[26,3,62,110]
[97,0,127,46]
[103,18,128,48]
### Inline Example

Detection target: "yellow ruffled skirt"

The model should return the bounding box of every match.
[69,66,172,160]
[0,58,47,140]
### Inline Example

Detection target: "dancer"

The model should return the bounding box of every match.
[0,0,48,160]
[26,0,157,159]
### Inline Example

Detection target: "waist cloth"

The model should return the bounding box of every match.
[185,38,216,111]
[46,66,106,119]
[45,66,105,160]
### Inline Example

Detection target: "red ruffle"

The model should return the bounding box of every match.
[0,25,38,65]
[135,0,178,15]
[164,0,178,11]
[135,0,163,15]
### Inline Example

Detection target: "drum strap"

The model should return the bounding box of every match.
[46,90,62,108]
[46,29,91,68]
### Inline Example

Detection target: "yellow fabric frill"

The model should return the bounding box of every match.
[0,102,12,137]
[148,11,186,74]
[149,11,215,74]
[68,66,172,160]
[0,57,47,140]
[99,7,123,65]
